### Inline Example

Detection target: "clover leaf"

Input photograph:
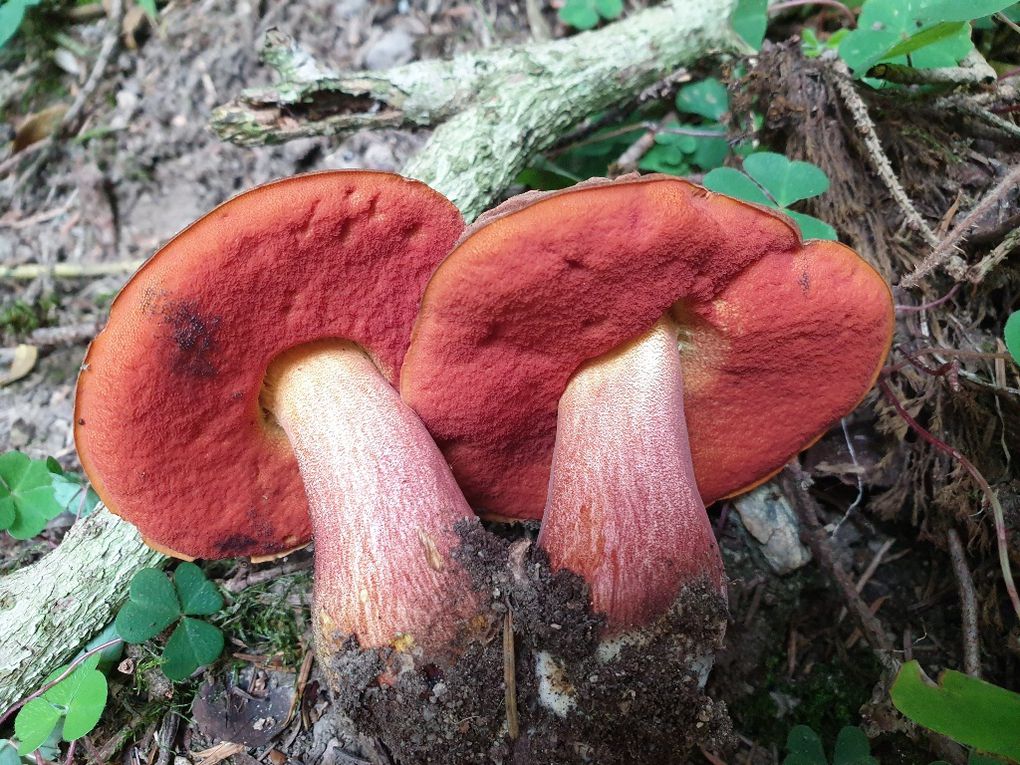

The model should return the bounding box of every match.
[783,725,877,765]
[162,617,225,681]
[1005,311,1020,365]
[703,153,837,240]
[14,655,108,756]
[558,0,622,30]
[115,563,225,681]
[0,451,65,539]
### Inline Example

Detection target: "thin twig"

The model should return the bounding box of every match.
[610,112,677,175]
[780,468,898,671]
[825,59,942,249]
[946,529,981,678]
[14,0,124,186]
[503,608,519,740]
[878,379,1020,621]
[153,711,179,765]
[0,260,144,280]
[901,163,1020,287]
[768,0,856,26]
[939,94,1020,141]
[965,224,1020,284]
[0,638,123,730]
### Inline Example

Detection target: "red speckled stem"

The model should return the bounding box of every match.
[537,319,725,635]
[264,341,481,655]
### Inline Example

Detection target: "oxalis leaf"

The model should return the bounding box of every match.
[162,617,224,681]
[1005,311,1020,365]
[890,660,1020,761]
[703,155,837,241]
[174,561,224,616]
[14,655,107,755]
[115,567,181,643]
[0,451,66,539]
[557,0,622,30]
[676,78,729,122]
[743,152,829,207]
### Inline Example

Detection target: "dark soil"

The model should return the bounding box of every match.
[321,521,731,765]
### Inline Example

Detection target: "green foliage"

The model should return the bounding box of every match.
[0,733,59,764]
[558,0,622,30]
[1005,312,1020,365]
[0,451,98,539]
[784,725,877,765]
[639,78,731,177]
[115,563,225,681]
[136,0,157,20]
[703,153,837,240]
[890,661,1020,762]
[731,0,767,50]
[13,654,107,756]
[0,0,40,49]
[802,28,850,58]
[837,0,1015,78]
[0,296,57,337]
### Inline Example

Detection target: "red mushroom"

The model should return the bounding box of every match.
[402,175,894,633]
[75,171,488,680]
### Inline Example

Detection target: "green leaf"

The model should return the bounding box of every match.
[58,669,107,741]
[703,167,775,207]
[879,20,967,60]
[0,740,20,765]
[14,698,61,756]
[676,78,729,122]
[174,562,224,616]
[890,660,1020,761]
[0,451,66,539]
[115,568,181,643]
[784,724,827,765]
[690,133,729,171]
[839,0,976,75]
[731,0,767,50]
[557,0,621,29]
[0,498,13,531]
[135,0,157,20]
[921,0,1016,22]
[161,617,224,681]
[1005,311,1020,365]
[784,210,838,241]
[0,0,41,49]
[833,726,877,765]
[742,152,829,207]
[14,656,107,754]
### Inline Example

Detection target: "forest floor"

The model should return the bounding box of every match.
[1,0,1019,763]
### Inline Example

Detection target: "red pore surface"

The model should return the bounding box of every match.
[401,175,894,520]
[75,172,464,559]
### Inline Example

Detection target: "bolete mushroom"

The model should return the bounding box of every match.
[401,175,894,636]
[75,171,490,694]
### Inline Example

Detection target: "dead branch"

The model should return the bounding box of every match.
[779,468,899,672]
[901,163,1020,287]
[946,529,981,678]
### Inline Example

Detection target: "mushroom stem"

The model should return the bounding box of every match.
[537,318,725,635]
[263,340,481,657]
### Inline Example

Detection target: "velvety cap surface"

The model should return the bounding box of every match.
[401,175,893,519]
[75,171,464,558]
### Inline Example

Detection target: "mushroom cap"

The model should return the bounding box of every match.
[75,171,464,559]
[400,175,894,520]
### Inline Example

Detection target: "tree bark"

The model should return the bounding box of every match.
[214,0,744,219]
[0,0,740,710]
[0,508,164,711]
